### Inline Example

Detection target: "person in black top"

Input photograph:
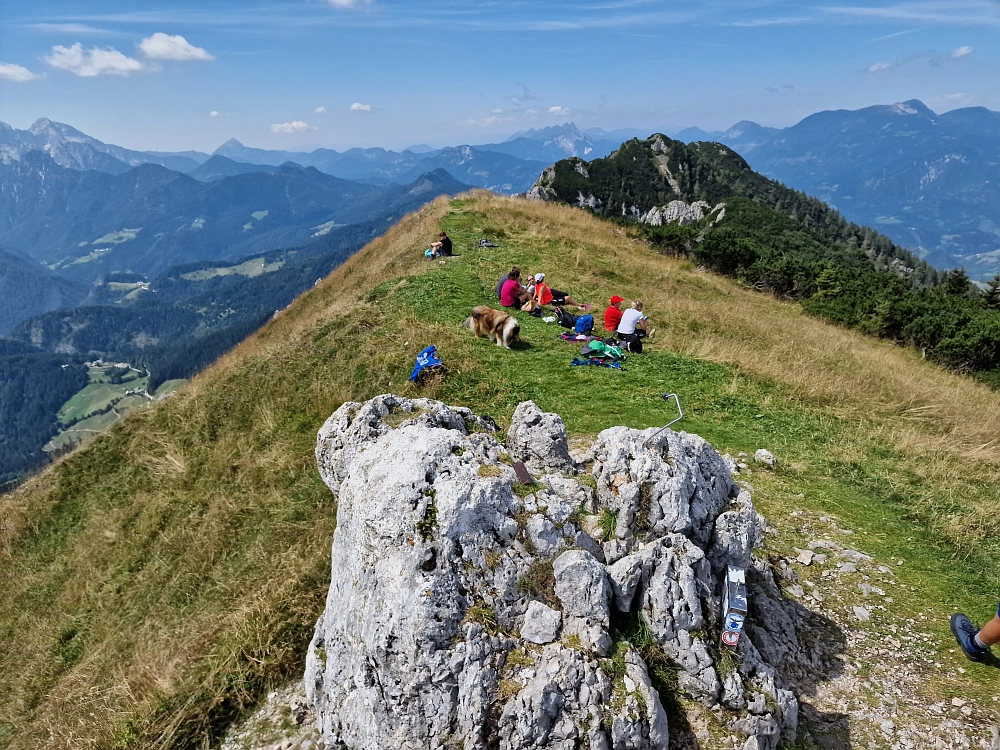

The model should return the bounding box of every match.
[430,232,453,257]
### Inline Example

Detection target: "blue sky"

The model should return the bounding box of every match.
[1,1,998,152]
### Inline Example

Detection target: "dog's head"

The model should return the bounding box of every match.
[502,316,521,347]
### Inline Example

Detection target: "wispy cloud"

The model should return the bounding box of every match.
[315,106,327,113]
[548,105,570,116]
[271,121,315,133]
[464,114,514,127]
[139,33,214,61]
[350,102,372,111]
[822,2,1000,25]
[209,111,220,117]
[45,43,144,77]
[866,44,976,73]
[868,28,924,42]
[29,22,113,35]
[766,84,796,93]
[726,16,810,26]
[324,0,374,7]
[0,63,40,82]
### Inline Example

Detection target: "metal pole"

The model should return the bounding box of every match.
[643,393,683,447]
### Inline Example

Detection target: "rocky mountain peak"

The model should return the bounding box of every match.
[304,394,803,749]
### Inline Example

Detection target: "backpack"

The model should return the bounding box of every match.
[574,314,594,335]
[554,306,578,329]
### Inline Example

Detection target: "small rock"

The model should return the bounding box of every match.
[853,606,870,622]
[787,585,804,597]
[951,697,966,707]
[795,549,814,565]
[573,530,605,563]
[812,553,827,564]
[521,600,562,644]
[754,449,776,468]
[840,562,857,573]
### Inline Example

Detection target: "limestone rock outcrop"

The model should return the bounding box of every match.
[305,394,801,750]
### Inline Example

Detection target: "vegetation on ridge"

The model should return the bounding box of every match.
[535,135,1000,378]
[1,194,999,748]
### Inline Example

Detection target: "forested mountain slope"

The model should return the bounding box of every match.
[1,194,998,749]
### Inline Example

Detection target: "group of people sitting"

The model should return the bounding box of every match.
[495,266,651,353]
[604,295,651,353]
[497,267,591,312]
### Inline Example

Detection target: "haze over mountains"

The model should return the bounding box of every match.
[4,99,998,278]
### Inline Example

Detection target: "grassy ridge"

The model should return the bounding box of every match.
[1,194,998,749]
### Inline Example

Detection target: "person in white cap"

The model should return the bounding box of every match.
[532,272,591,310]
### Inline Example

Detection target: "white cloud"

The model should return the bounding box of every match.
[950,45,974,59]
[350,102,372,111]
[867,61,894,72]
[209,111,220,117]
[45,43,144,77]
[139,33,214,61]
[0,63,40,82]
[315,106,327,113]
[548,106,570,116]
[271,121,315,133]
[325,0,374,7]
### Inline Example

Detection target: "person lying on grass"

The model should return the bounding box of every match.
[532,273,592,311]
[500,267,533,309]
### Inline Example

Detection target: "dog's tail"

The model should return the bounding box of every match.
[461,316,473,330]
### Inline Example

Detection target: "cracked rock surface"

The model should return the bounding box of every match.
[304,394,804,750]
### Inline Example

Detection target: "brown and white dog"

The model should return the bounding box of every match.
[463,305,521,349]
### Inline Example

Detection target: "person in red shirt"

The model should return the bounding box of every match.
[532,273,591,310]
[604,295,625,331]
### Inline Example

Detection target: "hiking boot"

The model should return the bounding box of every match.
[951,613,989,662]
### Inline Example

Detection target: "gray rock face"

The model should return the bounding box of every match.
[305,395,799,750]
[553,550,612,656]
[507,400,576,474]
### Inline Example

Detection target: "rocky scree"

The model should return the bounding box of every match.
[305,394,803,749]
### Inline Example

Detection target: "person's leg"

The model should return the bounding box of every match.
[951,605,1000,661]
[979,613,1000,646]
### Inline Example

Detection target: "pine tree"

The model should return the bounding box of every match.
[985,274,1000,309]
[944,268,971,296]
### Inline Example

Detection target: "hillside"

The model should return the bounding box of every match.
[0,249,88,334]
[530,136,1000,378]
[2,194,999,749]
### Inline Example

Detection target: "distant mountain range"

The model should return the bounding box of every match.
[3,97,1000,292]
[672,100,1000,279]
[0,150,470,286]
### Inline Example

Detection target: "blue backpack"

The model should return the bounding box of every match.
[574,314,594,335]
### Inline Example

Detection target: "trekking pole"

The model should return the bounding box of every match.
[643,393,683,447]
